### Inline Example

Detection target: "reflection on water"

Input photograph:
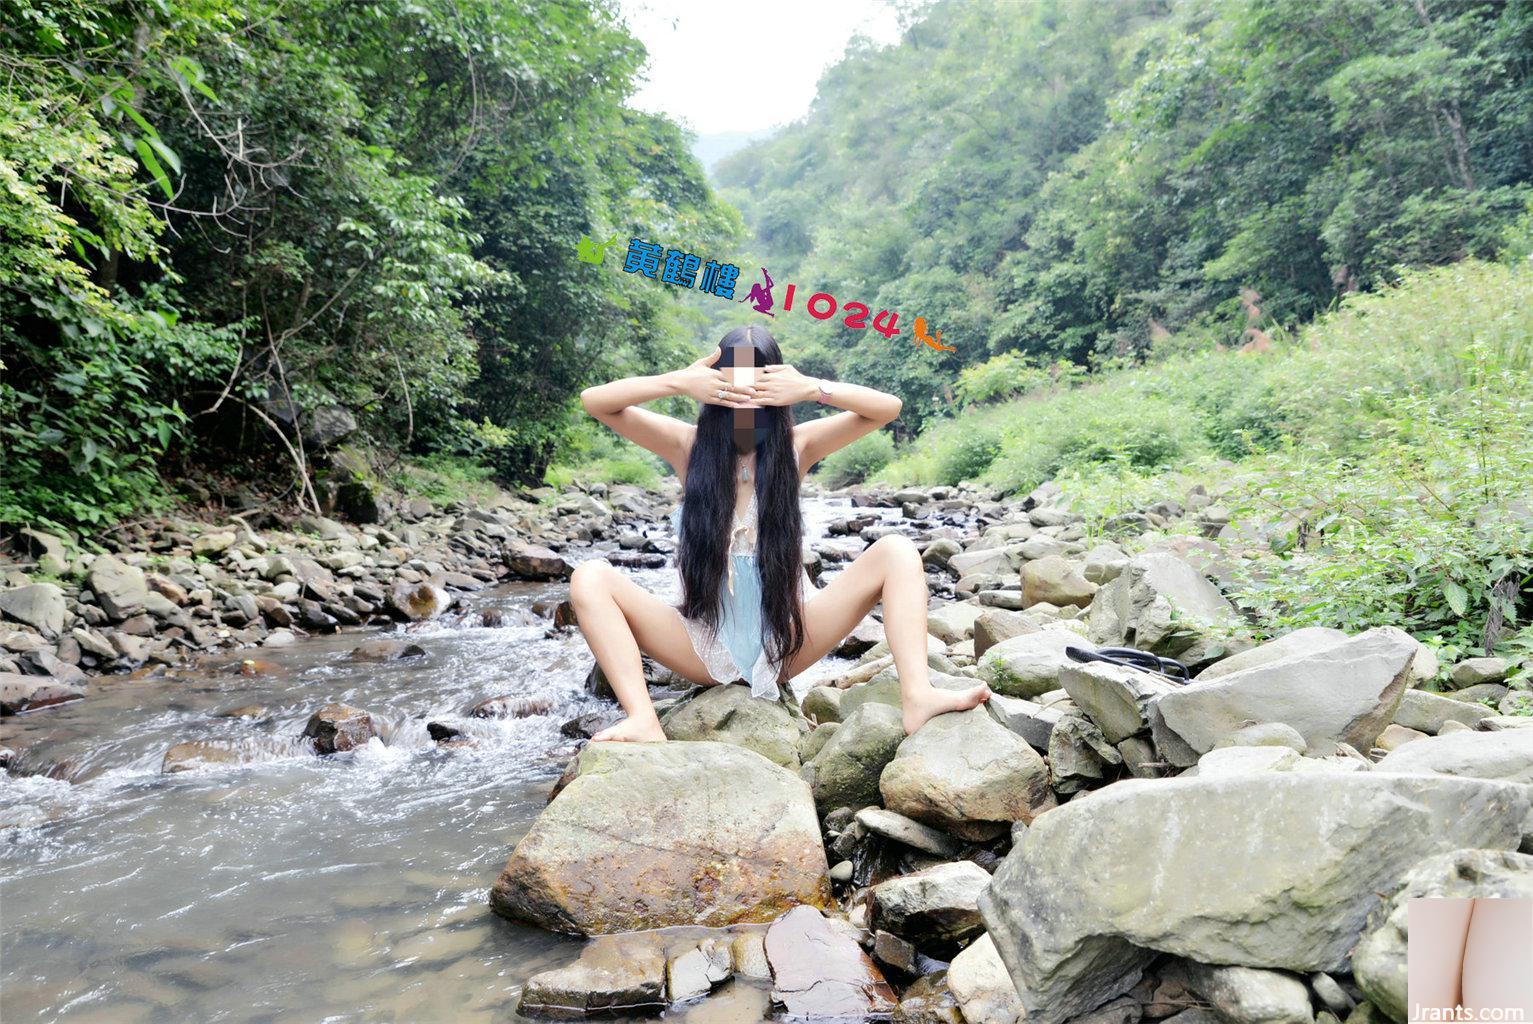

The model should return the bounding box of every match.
[0,495,883,1023]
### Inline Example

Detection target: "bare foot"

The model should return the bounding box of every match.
[591,714,667,743]
[902,682,992,736]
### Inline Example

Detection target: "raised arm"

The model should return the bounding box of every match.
[749,363,901,472]
[579,348,755,474]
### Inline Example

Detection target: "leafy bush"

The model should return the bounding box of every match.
[818,431,896,488]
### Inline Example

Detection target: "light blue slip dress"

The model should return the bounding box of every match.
[670,473,813,702]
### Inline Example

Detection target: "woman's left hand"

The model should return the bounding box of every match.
[751,364,820,407]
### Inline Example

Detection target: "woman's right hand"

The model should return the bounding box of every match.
[670,348,757,407]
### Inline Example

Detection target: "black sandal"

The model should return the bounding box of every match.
[1065,645,1190,683]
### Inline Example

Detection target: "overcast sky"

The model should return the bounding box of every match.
[617,0,906,135]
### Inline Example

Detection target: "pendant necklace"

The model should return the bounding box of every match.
[741,453,753,482]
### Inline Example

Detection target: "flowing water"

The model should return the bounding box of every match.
[0,495,888,1023]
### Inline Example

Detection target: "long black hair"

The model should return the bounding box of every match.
[678,325,806,677]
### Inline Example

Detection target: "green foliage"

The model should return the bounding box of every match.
[817,431,896,488]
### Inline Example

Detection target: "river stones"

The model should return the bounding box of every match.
[801,702,905,812]
[659,683,806,769]
[985,693,1066,751]
[470,694,553,719]
[87,554,149,621]
[386,581,450,621]
[1196,627,1349,681]
[977,626,1090,699]
[1158,959,1314,1024]
[1086,552,1245,669]
[507,539,572,580]
[491,741,830,935]
[301,702,378,754]
[869,861,991,948]
[1059,660,1179,744]
[1353,848,1533,1023]
[519,931,668,1018]
[0,672,86,715]
[1373,727,1533,783]
[1392,688,1496,734]
[880,707,1052,840]
[856,807,964,858]
[0,583,67,639]
[978,773,1532,1024]
[1150,627,1417,764]
[765,906,897,1018]
[1022,556,1097,609]
[346,638,425,662]
[927,601,986,644]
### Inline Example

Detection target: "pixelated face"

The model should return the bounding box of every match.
[721,343,769,452]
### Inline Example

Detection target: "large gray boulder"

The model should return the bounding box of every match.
[1353,849,1533,1022]
[977,627,1089,699]
[87,554,148,620]
[1022,556,1097,609]
[880,707,1052,840]
[1059,661,1179,744]
[800,702,905,812]
[0,583,67,639]
[869,861,992,948]
[1196,627,1348,682]
[491,741,830,934]
[978,773,1531,1024]
[1374,728,1533,784]
[1087,552,1246,669]
[1150,627,1416,764]
[660,684,807,769]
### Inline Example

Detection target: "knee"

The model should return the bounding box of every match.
[871,533,921,568]
[569,558,615,603]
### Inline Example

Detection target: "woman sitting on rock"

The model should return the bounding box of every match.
[571,324,991,743]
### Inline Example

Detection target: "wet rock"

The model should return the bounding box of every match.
[666,936,733,1002]
[800,702,905,812]
[0,583,67,638]
[1393,688,1495,733]
[880,707,1052,840]
[162,741,253,773]
[1353,848,1533,1022]
[869,861,991,948]
[301,702,378,754]
[978,773,1532,1024]
[765,906,897,1019]
[386,581,450,621]
[1150,626,1417,764]
[347,638,426,662]
[1373,727,1533,783]
[948,934,1024,1024]
[855,807,963,858]
[922,538,962,569]
[88,554,149,620]
[1022,556,1097,609]
[491,741,830,934]
[471,695,553,719]
[507,540,572,580]
[835,616,886,658]
[0,671,86,714]
[1087,552,1246,669]
[894,970,964,1024]
[1160,959,1315,1024]
[519,930,667,1018]
[659,683,806,769]
[800,721,839,761]
[560,710,623,739]
[874,929,920,974]
[977,626,1089,699]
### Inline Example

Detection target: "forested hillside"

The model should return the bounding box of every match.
[1,0,740,529]
[717,0,1533,430]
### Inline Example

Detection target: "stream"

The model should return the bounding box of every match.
[0,495,890,1023]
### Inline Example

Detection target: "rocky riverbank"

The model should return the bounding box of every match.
[4,474,1530,1024]
[481,479,1530,1024]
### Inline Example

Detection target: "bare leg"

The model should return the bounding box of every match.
[1461,897,1533,1015]
[568,559,716,742]
[786,534,990,734]
[1407,897,1473,1016]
